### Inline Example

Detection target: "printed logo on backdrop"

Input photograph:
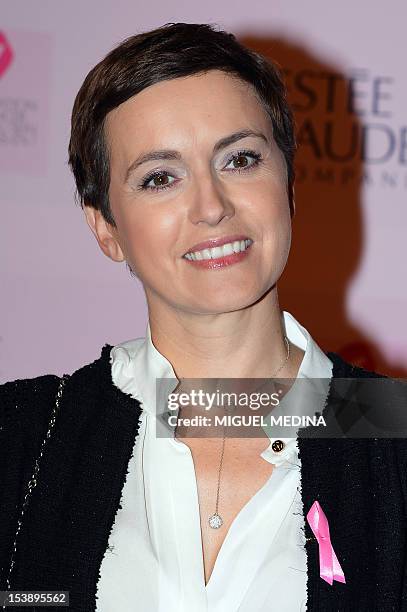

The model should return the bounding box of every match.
[0,32,13,77]
[0,30,53,175]
[284,68,407,190]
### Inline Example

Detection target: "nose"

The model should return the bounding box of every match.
[187,171,235,226]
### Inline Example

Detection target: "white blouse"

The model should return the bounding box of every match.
[95,310,333,611]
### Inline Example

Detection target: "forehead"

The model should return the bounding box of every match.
[104,70,273,157]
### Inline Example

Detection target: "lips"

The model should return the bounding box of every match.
[183,234,251,256]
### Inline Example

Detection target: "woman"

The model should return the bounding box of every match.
[1,22,406,612]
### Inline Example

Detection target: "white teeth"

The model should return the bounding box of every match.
[185,239,253,261]
[210,246,223,258]
[222,243,234,256]
[202,248,212,260]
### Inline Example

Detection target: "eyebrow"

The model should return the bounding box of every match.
[124,129,269,182]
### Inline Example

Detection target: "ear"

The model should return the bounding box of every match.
[83,205,126,263]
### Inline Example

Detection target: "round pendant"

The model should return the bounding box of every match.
[208,513,223,529]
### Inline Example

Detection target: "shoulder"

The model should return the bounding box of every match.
[326,351,405,414]
[0,342,138,450]
[0,344,113,429]
[0,374,62,432]
[0,345,115,510]
[326,351,387,378]
[327,351,407,490]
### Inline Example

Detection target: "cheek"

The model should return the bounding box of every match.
[251,188,292,265]
[269,207,291,259]
[250,183,291,234]
[118,206,180,272]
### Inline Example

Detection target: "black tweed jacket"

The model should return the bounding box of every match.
[0,346,406,611]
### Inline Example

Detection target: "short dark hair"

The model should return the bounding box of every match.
[68,22,296,227]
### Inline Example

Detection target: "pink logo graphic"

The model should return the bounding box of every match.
[0,31,14,78]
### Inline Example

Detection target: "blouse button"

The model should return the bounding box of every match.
[272,439,285,452]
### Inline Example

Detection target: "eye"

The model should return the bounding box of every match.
[137,149,263,193]
[138,170,177,192]
[224,149,263,172]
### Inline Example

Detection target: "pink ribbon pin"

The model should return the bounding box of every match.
[306,500,346,585]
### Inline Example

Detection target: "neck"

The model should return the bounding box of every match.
[147,287,305,379]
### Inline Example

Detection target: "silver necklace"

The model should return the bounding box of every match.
[208,335,290,529]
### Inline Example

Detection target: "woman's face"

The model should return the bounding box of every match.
[102,69,292,315]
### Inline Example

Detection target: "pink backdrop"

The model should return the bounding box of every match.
[1,1,406,381]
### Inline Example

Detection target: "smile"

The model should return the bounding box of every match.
[184,239,253,261]
[182,238,254,269]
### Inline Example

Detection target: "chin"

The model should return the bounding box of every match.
[185,291,262,315]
